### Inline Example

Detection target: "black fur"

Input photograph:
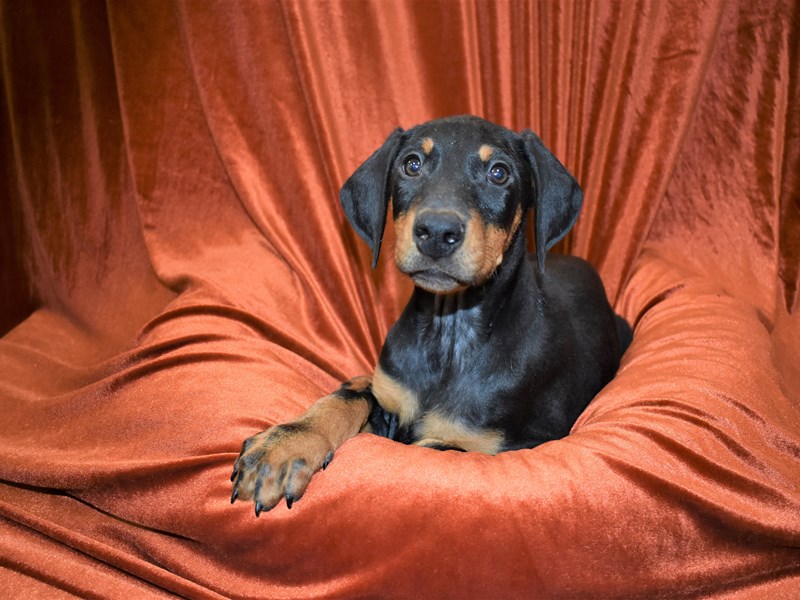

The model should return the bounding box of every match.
[342,115,631,450]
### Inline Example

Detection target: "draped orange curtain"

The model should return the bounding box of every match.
[1,1,798,597]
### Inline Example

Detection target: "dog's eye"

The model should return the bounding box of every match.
[403,156,422,177]
[488,164,510,185]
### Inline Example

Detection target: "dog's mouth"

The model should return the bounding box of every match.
[408,269,469,294]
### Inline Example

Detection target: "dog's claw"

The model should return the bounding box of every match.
[232,421,332,516]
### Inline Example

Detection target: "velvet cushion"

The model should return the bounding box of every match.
[2,246,798,597]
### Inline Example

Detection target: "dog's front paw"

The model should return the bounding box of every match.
[230,422,334,516]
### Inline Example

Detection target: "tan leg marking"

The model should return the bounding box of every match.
[345,375,372,393]
[417,411,504,454]
[231,379,372,511]
[372,364,419,426]
[302,390,372,442]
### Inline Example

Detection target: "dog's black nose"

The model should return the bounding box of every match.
[413,211,465,259]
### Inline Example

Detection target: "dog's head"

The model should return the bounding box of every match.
[340,115,582,294]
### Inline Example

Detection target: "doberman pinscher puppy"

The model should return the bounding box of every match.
[231,116,631,516]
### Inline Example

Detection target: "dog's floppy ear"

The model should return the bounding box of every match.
[520,130,583,273]
[340,128,404,268]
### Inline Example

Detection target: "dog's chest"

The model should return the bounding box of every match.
[394,300,519,418]
[424,297,484,373]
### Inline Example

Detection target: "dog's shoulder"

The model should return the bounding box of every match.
[536,254,609,305]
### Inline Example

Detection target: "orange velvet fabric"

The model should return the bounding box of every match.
[1,1,799,597]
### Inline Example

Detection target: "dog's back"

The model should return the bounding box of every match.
[502,253,628,447]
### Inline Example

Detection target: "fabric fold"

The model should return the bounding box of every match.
[2,0,798,597]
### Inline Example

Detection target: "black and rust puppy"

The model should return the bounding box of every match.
[231,116,631,515]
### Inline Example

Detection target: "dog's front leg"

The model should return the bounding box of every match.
[231,376,373,515]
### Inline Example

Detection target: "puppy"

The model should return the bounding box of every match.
[231,116,631,515]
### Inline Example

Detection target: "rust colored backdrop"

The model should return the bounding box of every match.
[1,1,798,597]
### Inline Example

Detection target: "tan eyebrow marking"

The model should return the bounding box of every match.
[479,144,494,162]
[421,137,434,155]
